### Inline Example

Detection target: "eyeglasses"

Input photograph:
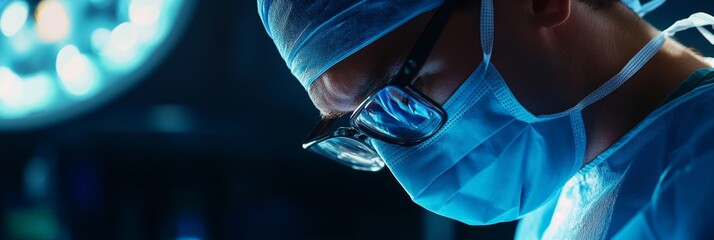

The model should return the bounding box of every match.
[302,0,455,172]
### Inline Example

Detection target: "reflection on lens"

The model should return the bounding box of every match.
[353,86,444,143]
[308,137,384,172]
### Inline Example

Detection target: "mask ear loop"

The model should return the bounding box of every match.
[663,12,714,44]
[541,12,714,119]
[480,0,494,66]
[637,0,666,17]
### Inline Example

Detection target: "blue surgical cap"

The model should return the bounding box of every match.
[258,0,444,91]
[257,0,660,91]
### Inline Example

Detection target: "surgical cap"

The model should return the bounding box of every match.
[258,0,444,91]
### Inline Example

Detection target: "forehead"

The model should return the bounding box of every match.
[307,11,434,118]
[308,67,371,118]
[309,52,399,118]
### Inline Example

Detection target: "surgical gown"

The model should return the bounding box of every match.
[515,68,714,239]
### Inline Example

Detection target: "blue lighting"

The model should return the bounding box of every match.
[150,105,193,133]
[0,0,194,130]
[176,210,205,240]
[176,237,202,240]
[24,155,52,200]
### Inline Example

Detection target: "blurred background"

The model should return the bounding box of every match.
[0,0,712,239]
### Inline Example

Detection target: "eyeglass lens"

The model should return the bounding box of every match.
[308,136,385,171]
[352,86,445,144]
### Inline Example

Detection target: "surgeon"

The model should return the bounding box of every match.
[259,0,714,238]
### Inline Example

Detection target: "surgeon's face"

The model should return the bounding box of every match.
[308,8,483,119]
[309,0,577,119]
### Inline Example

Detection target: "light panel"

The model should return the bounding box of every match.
[0,0,194,130]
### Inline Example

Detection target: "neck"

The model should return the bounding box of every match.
[567,3,713,164]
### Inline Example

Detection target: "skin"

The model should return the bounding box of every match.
[308,0,712,165]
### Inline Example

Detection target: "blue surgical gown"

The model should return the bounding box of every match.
[515,68,714,239]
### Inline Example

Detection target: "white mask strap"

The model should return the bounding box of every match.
[621,0,667,17]
[638,0,666,17]
[663,12,714,44]
[572,34,665,111]
[480,0,494,65]
[549,12,714,118]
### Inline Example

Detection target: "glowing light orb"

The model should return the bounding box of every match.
[56,45,97,97]
[0,69,55,117]
[100,22,140,64]
[110,23,139,51]
[1,1,30,37]
[35,0,71,42]
[0,67,25,110]
[90,28,111,53]
[129,0,163,26]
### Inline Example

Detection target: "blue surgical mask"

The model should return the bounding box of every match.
[371,0,670,225]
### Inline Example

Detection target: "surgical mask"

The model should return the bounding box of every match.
[371,0,674,225]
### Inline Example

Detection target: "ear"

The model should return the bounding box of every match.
[531,0,571,28]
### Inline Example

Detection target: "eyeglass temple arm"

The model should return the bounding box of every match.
[391,0,457,86]
[307,117,338,140]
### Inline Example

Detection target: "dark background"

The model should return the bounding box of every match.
[1,1,712,239]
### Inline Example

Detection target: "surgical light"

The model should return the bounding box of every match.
[0,0,194,130]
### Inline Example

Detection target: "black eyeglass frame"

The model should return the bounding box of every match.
[303,0,455,154]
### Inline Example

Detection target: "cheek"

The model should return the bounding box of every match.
[416,47,482,106]
[416,68,473,106]
[418,28,482,105]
